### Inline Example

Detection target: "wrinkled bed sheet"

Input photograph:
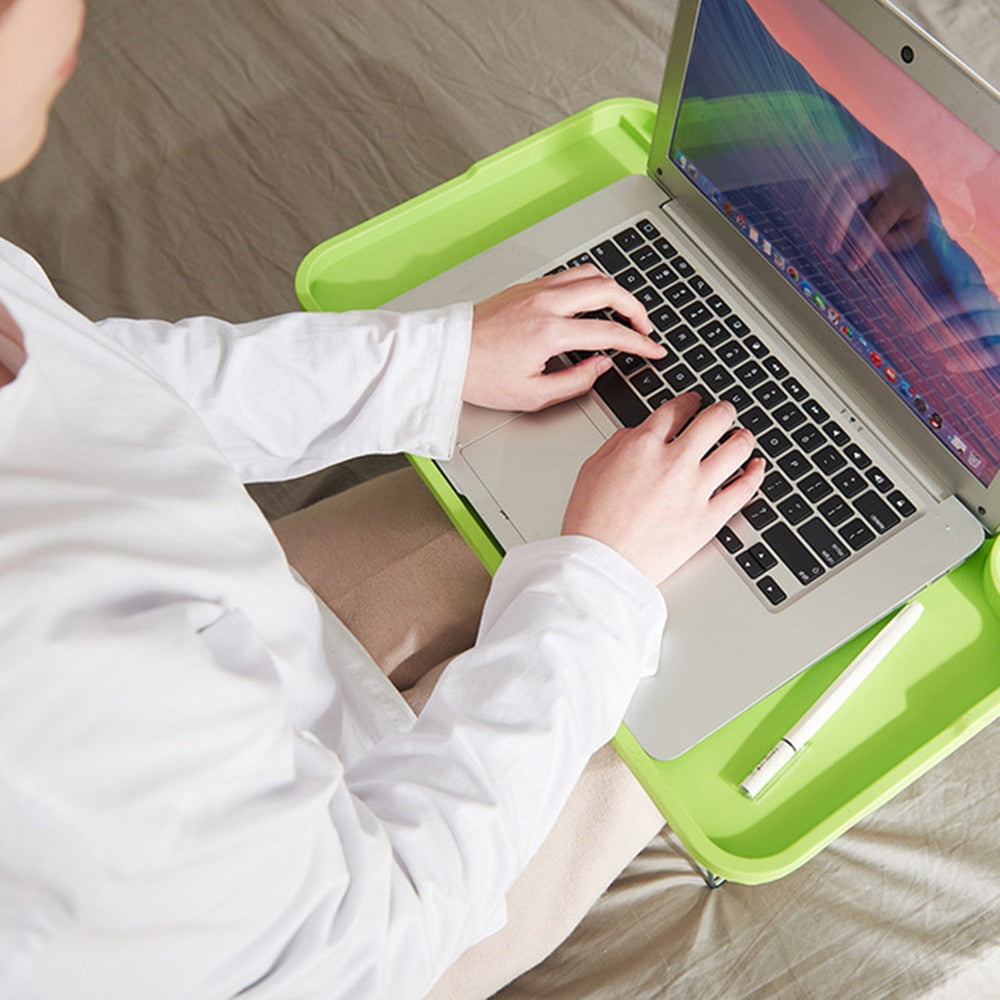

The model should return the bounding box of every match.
[2,1,998,997]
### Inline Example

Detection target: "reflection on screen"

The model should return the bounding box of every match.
[670,0,1000,486]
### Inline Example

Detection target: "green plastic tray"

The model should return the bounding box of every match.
[296,99,1000,884]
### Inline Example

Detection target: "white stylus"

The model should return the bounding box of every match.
[740,601,925,799]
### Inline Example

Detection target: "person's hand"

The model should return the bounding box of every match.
[562,393,765,584]
[818,155,930,271]
[463,265,666,411]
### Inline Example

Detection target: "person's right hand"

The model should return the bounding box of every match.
[562,393,765,584]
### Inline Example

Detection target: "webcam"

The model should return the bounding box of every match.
[900,44,915,64]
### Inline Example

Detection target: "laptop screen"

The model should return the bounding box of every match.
[669,0,1000,487]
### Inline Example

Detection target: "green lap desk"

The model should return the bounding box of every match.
[296,98,1000,885]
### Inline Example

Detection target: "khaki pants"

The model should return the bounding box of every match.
[273,467,664,999]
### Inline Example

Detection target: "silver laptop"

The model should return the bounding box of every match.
[390,0,999,759]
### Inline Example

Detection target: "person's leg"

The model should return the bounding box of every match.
[272,468,665,998]
[272,467,492,691]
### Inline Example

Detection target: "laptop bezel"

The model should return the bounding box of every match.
[643,0,1000,534]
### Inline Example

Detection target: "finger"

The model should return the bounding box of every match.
[672,399,738,456]
[546,275,653,334]
[639,390,703,441]
[700,426,755,484]
[708,457,767,520]
[526,354,613,410]
[539,262,604,286]
[565,318,666,359]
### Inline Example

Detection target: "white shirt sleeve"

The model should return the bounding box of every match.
[95,305,473,482]
[6,539,664,1000]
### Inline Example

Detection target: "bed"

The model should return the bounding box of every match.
[3,1,998,996]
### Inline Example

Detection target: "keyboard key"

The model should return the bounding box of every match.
[840,518,877,551]
[592,240,629,273]
[630,245,660,270]
[748,543,778,571]
[615,267,644,292]
[855,490,901,533]
[762,522,826,586]
[801,397,828,422]
[777,450,812,480]
[568,252,594,268]
[824,421,850,446]
[737,550,767,579]
[666,283,696,308]
[681,301,713,327]
[744,334,768,357]
[888,490,916,517]
[725,315,750,336]
[703,365,736,393]
[755,381,788,409]
[777,494,812,526]
[664,364,697,392]
[706,294,732,317]
[649,346,680,371]
[700,319,731,347]
[648,263,678,289]
[631,367,664,396]
[742,498,779,530]
[613,227,644,252]
[844,443,872,468]
[649,387,676,409]
[814,445,848,475]
[683,344,715,372]
[736,360,767,388]
[865,467,894,493]
[818,495,852,526]
[666,325,698,351]
[759,428,793,457]
[799,472,833,503]
[613,352,646,375]
[673,256,695,278]
[650,304,681,332]
[784,377,809,402]
[763,356,789,380]
[654,237,678,258]
[757,575,788,606]
[774,402,806,430]
[792,423,826,453]
[689,275,713,297]
[637,218,660,240]
[832,467,866,498]
[720,385,754,412]
[761,471,793,502]
[741,406,773,435]
[716,524,744,553]
[718,340,749,366]
[800,517,851,568]
[594,368,649,427]
[635,286,664,311]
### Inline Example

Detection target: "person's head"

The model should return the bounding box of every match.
[0,0,86,182]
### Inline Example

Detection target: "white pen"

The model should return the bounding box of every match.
[740,601,925,799]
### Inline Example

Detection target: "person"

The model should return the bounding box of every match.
[0,1,765,998]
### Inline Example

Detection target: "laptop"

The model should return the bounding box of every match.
[389,0,1000,759]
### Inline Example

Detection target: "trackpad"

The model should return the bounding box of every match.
[460,402,608,543]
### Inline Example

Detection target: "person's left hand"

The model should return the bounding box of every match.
[463,265,666,411]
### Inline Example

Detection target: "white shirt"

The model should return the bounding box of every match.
[0,238,665,999]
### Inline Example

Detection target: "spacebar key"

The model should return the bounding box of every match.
[594,367,650,428]
[761,523,825,586]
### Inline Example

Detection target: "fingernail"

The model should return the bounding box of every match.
[595,356,612,374]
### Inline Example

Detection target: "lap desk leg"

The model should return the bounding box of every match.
[296,100,1000,885]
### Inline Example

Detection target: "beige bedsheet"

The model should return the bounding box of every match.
[2,1,998,996]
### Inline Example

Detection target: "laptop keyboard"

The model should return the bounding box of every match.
[550,217,917,608]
